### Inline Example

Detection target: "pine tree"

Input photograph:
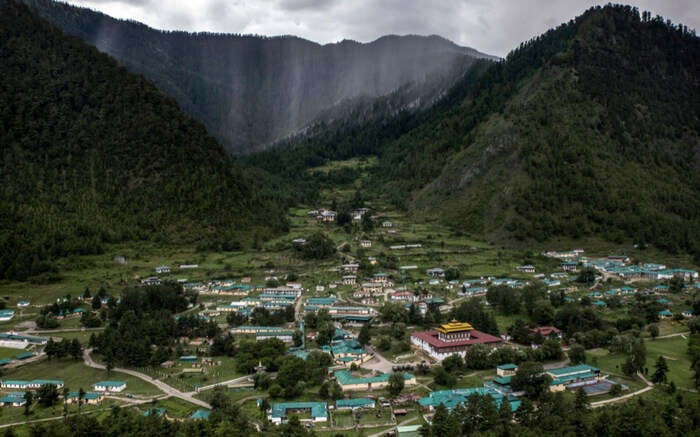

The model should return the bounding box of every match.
[652,355,669,384]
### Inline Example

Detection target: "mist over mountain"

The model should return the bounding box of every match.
[252,5,700,259]
[24,0,496,154]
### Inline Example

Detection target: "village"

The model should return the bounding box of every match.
[0,192,698,436]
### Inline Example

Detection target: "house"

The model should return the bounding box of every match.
[341,264,360,273]
[391,291,416,303]
[291,238,307,245]
[496,364,517,377]
[396,425,422,437]
[382,221,393,228]
[372,273,391,284]
[426,268,445,278]
[360,240,372,248]
[531,326,562,339]
[336,397,375,410]
[0,332,47,349]
[179,264,198,270]
[658,309,673,319]
[0,310,15,322]
[547,364,601,392]
[342,275,357,285]
[267,401,327,424]
[410,322,501,361]
[682,309,694,318]
[16,301,30,308]
[418,387,520,412]
[362,282,383,295]
[2,380,64,390]
[155,265,170,274]
[334,370,415,391]
[0,392,26,407]
[65,392,103,405]
[368,257,377,265]
[516,265,536,273]
[190,409,211,420]
[140,277,161,286]
[306,297,338,308]
[93,381,126,392]
[592,300,607,308]
[256,330,294,343]
[327,339,369,367]
[318,210,336,222]
[561,262,578,272]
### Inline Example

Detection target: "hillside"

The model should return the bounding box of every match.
[24,0,496,154]
[377,5,700,257]
[0,0,287,281]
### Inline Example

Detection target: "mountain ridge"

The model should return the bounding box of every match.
[0,0,287,281]
[24,0,495,154]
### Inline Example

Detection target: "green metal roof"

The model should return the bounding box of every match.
[336,398,374,408]
[334,370,413,386]
[547,364,599,376]
[270,401,327,419]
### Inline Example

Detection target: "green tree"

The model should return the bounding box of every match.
[651,355,669,384]
[568,343,586,365]
[358,324,371,347]
[388,373,405,397]
[292,330,303,347]
[647,324,659,339]
[511,362,550,398]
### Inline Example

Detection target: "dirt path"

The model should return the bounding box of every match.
[590,372,654,408]
[83,349,211,409]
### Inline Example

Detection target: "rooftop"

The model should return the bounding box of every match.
[435,322,473,334]
[270,401,327,419]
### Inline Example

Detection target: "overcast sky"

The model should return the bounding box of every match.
[62,0,699,57]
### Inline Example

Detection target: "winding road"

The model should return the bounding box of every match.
[82,349,211,408]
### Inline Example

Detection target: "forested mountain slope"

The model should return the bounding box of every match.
[24,0,496,154]
[376,5,700,257]
[0,0,287,280]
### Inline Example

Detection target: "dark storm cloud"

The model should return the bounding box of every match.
[63,0,700,56]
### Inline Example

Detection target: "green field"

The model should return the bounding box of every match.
[644,336,694,389]
[1,358,161,396]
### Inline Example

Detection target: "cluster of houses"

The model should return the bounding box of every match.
[0,380,126,408]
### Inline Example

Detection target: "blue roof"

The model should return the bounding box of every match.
[269,402,327,419]
[66,391,102,400]
[547,364,599,376]
[659,309,672,316]
[336,398,375,408]
[497,363,517,370]
[144,407,166,416]
[94,381,125,387]
[190,409,211,420]
[334,370,413,386]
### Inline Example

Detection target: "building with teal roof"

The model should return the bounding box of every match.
[658,309,672,318]
[336,398,375,409]
[306,297,338,307]
[0,392,25,407]
[267,401,327,424]
[418,388,520,412]
[0,310,15,321]
[190,409,211,420]
[93,381,126,392]
[144,407,166,416]
[15,352,34,360]
[592,300,607,308]
[334,370,415,391]
[546,364,601,391]
[65,391,103,404]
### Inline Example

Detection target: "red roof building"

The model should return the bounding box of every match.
[531,326,562,338]
[410,322,501,361]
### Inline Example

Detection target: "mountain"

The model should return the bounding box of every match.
[24,0,496,155]
[0,0,287,281]
[258,5,700,258]
[377,5,700,256]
